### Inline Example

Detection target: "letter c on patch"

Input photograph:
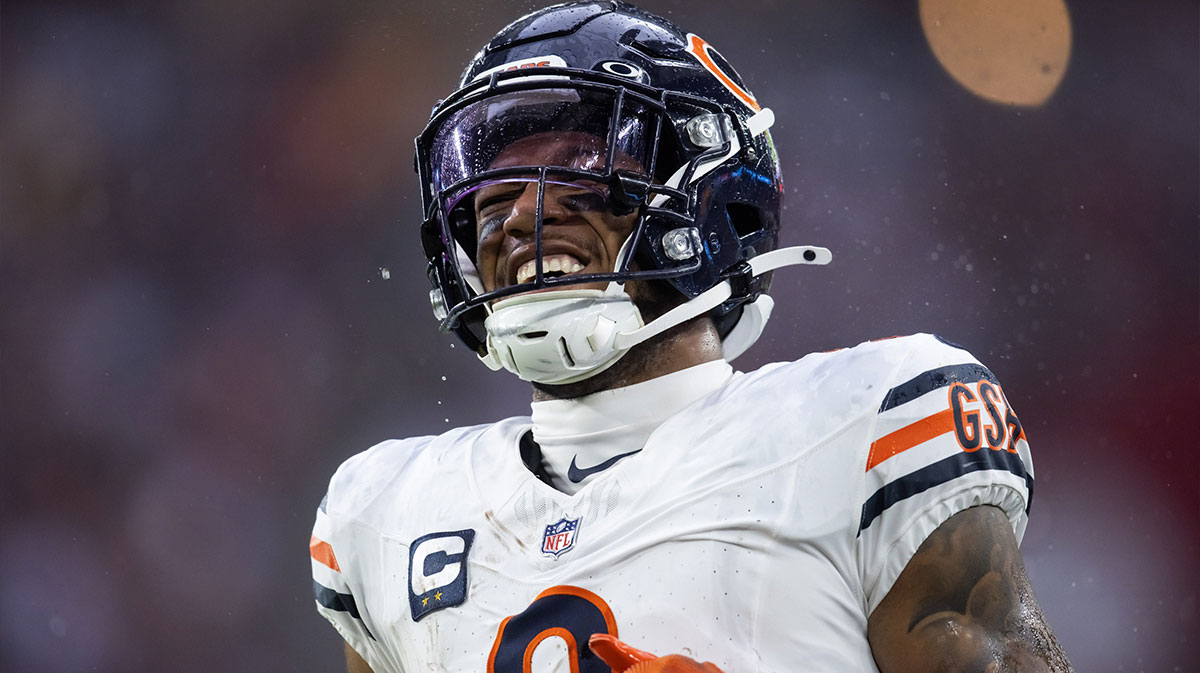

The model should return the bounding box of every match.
[411,536,464,594]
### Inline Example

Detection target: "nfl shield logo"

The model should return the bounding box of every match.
[541,517,580,558]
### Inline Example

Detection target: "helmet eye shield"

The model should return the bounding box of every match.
[427,87,656,196]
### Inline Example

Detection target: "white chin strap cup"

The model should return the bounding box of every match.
[479,285,644,385]
[721,294,773,361]
[478,245,832,384]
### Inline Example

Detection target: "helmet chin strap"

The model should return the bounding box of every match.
[613,245,832,350]
[479,245,831,384]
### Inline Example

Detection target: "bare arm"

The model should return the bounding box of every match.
[867,505,1074,673]
[344,642,374,673]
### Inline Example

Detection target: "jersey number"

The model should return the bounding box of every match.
[487,585,617,673]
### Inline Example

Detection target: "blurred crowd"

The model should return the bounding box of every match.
[2,1,1196,671]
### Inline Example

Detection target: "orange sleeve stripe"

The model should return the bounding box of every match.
[866,408,956,472]
[310,535,341,572]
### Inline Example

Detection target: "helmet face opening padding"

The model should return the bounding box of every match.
[416,2,829,382]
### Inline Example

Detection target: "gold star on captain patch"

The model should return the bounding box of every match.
[421,596,429,607]
[435,591,443,601]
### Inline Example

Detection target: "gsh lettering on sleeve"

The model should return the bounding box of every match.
[949,381,1024,453]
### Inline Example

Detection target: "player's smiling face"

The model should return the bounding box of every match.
[472,132,642,294]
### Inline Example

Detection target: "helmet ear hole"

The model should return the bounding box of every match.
[725,202,764,240]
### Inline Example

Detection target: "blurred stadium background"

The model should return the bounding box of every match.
[2,1,1196,671]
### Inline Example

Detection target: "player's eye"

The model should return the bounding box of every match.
[557,190,609,212]
[475,185,526,218]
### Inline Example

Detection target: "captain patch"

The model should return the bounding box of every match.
[408,529,474,621]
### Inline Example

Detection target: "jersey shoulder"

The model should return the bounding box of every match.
[729,332,979,426]
[855,332,1029,488]
[863,333,997,412]
[322,418,525,527]
[693,334,978,472]
[816,332,986,393]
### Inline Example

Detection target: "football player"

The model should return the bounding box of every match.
[311,2,1075,672]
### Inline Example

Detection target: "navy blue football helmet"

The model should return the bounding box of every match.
[416,1,828,382]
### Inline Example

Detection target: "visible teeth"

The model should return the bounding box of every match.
[516,254,585,284]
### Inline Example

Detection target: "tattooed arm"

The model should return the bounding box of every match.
[867,505,1074,673]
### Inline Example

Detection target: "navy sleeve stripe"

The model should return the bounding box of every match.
[314,580,375,639]
[314,580,362,618]
[878,363,998,413]
[858,449,1033,533]
[314,580,361,618]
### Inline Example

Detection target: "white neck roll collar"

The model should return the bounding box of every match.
[529,359,734,494]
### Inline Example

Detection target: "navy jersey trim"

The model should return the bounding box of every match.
[878,363,998,413]
[519,430,555,486]
[858,449,1033,533]
[314,580,375,638]
[933,334,967,350]
[314,580,361,618]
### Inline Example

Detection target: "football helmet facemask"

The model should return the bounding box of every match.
[416,1,830,384]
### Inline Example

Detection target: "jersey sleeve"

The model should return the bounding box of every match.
[311,493,388,669]
[855,334,1034,615]
[311,443,412,673]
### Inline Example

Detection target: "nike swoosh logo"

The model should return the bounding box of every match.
[567,449,642,483]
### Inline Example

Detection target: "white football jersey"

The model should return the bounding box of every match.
[311,334,1033,672]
